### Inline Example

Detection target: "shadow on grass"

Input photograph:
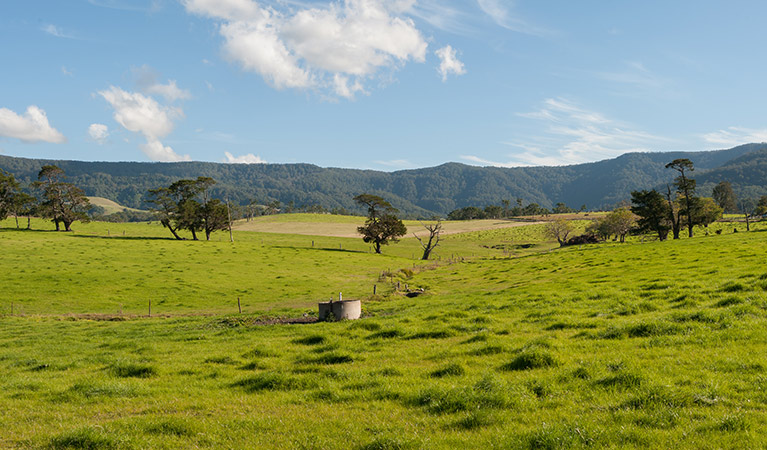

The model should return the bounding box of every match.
[271,245,370,254]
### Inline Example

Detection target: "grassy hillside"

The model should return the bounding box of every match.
[1,218,766,448]
[88,197,146,215]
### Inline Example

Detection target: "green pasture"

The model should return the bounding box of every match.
[1,216,767,448]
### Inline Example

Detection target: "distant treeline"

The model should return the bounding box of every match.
[2,143,767,217]
[447,201,583,220]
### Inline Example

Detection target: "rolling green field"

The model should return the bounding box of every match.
[1,216,766,448]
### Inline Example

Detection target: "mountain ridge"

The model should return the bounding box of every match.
[1,143,765,217]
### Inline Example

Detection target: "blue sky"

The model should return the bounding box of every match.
[2,0,767,170]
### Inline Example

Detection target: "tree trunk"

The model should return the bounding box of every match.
[191,229,198,241]
[54,219,60,231]
[205,229,211,241]
[746,213,751,232]
[161,219,183,240]
[375,242,382,254]
[14,214,19,228]
[26,216,31,229]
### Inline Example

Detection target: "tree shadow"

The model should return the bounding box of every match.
[270,245,369,254]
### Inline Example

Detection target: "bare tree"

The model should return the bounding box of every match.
[546,219,574,247]
[414,220,442,260]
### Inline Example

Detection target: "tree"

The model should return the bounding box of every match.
[688,197,722,229]
[755,195,767,216]
[147,186,185,240]
[712,181,737,213]
[11,192,36,229]
[666,158,696,238]
[740,198,757,231]
[602,208,636,243]
[665,185,682,240]
[414,220,442,260]
[484,204,503,219]
[33,165,91,231]
[147,177,229,240]
[631,190,671,241]
[201,199,230,241]
[546,219,574,247]
[0,170,21,222]
[447,206,485,220]
[354,194,407,254]
[552,202,574,214]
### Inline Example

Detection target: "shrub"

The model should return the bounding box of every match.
[429,363,465,378]
[108,362,156,378]
[48,427,119,450]
[501,349,558,371]
[231,373,315,392]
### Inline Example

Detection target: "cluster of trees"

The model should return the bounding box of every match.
[147,177,232,241]
[448,200,582,221]
[0,165,92,231]
[630,159,724,241]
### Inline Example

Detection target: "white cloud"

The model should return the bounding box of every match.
[88,123,109,144]
[595,61,666,90]
[435,45,465,81]
[183,0,429,98]
[476,0,550,36]
[61,66,73,76]
[145,80,192,102]
[703,127,767,147]
[468,98,672,167]
[0,106,66,144]
[133,65,192,101]
[373,158,413,168]
[143,139,192,162]
[42,24,77,39]
[223,151,266,164]
[98,86,190,162]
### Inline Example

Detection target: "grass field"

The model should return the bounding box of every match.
[1,215,766,448]
[233,213,547,238]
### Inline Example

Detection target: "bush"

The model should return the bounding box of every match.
[501,349,558,371]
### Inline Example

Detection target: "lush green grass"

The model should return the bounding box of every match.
[2,217,767,448]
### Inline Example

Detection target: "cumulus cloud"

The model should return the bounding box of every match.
[183,0,429,98]
[435,45,465,81]
[223,151,266,164]
[133,65,192,102]
[98,86,190,161]
[0,106,66,144]
[88,123,109,144]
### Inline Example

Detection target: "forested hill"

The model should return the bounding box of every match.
[1,143,766,217]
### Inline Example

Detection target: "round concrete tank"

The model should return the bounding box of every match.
[318,300,361,321]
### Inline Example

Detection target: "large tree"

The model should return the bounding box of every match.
[33,165,91,231]
[354,194,407,254]
[631,189,671,241]
[148,177,229,240]
[712,181,737,213]
[666,158,697,238]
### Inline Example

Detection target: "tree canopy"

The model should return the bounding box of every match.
[354,194,407,254]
